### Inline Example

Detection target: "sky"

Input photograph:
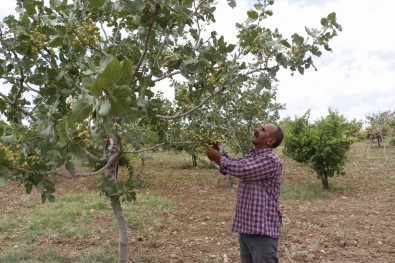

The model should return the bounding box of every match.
[213,0,395,122]
[1,0,395,123]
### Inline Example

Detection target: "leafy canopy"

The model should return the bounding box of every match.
[0,0,342,196]
[283,109,352,189]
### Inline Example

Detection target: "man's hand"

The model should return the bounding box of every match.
[205,147,222,165]
[208,141,220,151]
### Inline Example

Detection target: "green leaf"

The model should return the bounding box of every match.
[82,77,94,89]
[45,150,64,168]
[280,39,291,48]
[108,86,134,117]
[87,0,106,8]
[118,59,132,85]
[41,194,46,203]
[49,0,66,8]
[97,57,121,91]
[323,43,332,51]
[0,98,5,112]
[291,34,304,45]
[69,140,86,158]
[71,99,93,123]
[23,2,36,16]
[0,150,5,164]
[227,44,236,52]
[48,194,56,202]
[151,67,163,78]
[327,12,336,21]
[36,119,53,137]
[320,18,328,26]
[247,11,259,20]
[25,183,33,194]
[265,10,273,16]
[49,37,64,47]
[90,79,102,97]
[227,0,236,8]
[65,161,76,176]
[298,66,304,75]
[29,74,46,85]
[99,98,112,116]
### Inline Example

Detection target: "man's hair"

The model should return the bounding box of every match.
[271,124,284,148]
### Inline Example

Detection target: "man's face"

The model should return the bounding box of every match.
[250,124,277,148]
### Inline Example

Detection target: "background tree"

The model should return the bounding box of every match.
[0,0,341,261]
[283,109,352,189]
[185,79,284,157]
[167,79,284,170]
[365,110,395,147]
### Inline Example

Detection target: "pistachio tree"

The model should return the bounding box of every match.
[205,81,285,156]
[0,0,341,261]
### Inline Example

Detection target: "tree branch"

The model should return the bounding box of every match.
[74,149,123,177]
[130,3,161,84]
[0,92,38,121]
[123,141,195,154]
[155,87,223,120]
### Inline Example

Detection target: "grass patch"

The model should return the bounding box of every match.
[80,247,118,263]
[0,250,33,263]
[38,250,65,262]
[0,191,173,263]
[0,215,17,232]
[122,193,173,230]
[17,193,104,242]
[281,184,329,200]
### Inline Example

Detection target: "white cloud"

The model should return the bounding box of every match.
[269,0,395,121]
[0,2,16,19]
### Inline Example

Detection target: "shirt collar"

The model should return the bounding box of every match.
[250,148,274,154]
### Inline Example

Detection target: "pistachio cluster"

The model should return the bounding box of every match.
[0,143,40,169]
[0,143,16,167]
[30,25,48,55]
[73,14,100,46]
[185,130,223,146]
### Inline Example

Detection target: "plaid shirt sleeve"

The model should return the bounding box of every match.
[220,149,280,180]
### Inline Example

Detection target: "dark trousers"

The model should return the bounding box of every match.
[238,233,279,263]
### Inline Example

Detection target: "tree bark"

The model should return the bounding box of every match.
[140,152,145,166]
[111,198,128,263]
[321,174,330,189]
[106,139,128,263]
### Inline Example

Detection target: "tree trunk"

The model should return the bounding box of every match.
[192,154,197,167]
[106,140,128,263]
[111,198,128,263]
[321,174,330,189]
[140,152,145,166]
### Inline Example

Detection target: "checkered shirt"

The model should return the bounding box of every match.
[219,148,282,238]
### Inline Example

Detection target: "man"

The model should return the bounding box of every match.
[206,123,284,263]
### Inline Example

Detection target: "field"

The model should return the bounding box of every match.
[1,141,394,263]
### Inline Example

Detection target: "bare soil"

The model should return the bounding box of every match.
[1,141,394,262]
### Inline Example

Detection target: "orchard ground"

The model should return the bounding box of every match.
[1,141,394,263]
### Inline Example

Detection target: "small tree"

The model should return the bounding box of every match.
[284,109,352,189]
